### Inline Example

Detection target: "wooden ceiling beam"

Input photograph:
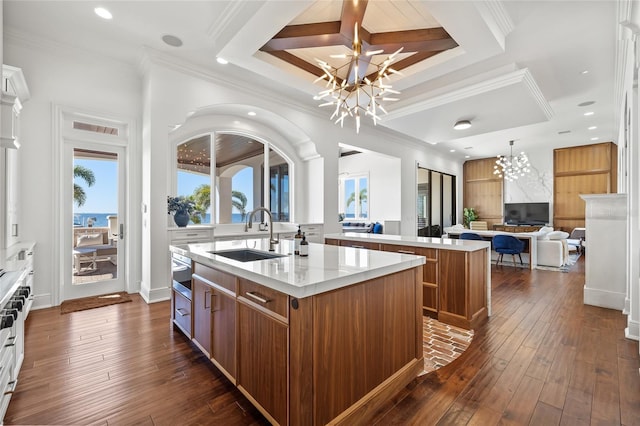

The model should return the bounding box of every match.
[339,0,369,41]
[261,21,351,51]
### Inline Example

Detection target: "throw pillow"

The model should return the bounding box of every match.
[547,230,569,240]
[367,223,375,233]
[536,226,554,240]
[373,222,383,234]
[77,233,103,247]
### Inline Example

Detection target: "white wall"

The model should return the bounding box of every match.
[339,151,402,222]
[5,39,142,307]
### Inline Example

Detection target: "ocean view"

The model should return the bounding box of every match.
[75,213,248,227]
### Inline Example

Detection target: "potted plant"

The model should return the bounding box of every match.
[463,207,479,228]
[167,196,196,227]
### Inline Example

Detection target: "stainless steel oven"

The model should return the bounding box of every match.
[171,252,192,292]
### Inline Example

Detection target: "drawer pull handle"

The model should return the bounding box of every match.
[186,233,198,237]
[398,250,415,254]
[204,290,211,309]
[176,308,189,317]
[351,245,365,249]
[246,291,270,304]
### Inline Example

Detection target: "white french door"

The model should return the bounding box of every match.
[61,141,126,300]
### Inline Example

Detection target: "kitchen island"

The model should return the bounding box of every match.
[324,233,491,329]
[169,238,426,426]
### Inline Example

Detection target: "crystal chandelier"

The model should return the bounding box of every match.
[313,23,402,133]
[493,140,531,181]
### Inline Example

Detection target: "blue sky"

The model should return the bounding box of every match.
[75,158,255,214]
[74,158,117,213]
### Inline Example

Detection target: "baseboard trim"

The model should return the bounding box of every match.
[139,286,170,304]
[583,286,625,310]
[626,320,640,341]
[31,293,53,310]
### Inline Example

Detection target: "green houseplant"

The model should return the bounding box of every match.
[167,196,196,227]
[463,207,479,228]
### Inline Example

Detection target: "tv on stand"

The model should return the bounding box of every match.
[504,202,549,226]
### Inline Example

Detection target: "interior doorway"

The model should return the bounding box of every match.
[417,165,456,237]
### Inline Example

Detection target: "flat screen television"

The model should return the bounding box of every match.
[504,202,549,225]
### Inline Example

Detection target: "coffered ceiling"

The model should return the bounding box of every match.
[3,0,618,160]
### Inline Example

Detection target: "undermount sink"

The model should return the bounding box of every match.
[210,248,286,262]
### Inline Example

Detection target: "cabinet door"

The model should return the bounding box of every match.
[192,276,212,357]
[211,288,236,381]
[238,302,288,425]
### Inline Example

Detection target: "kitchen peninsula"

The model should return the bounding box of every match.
[169,238,426,426]
[324,233,491,330]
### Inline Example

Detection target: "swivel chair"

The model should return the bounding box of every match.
[493,234,525,267]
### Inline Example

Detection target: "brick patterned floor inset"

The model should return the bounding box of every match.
[419,317,474,376]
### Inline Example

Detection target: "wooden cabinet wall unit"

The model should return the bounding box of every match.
[463,158,503,229]
[176,258,423,426]
[553,142,617,231]
[382,244,438,318]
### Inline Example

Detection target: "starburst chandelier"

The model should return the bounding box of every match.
[493,140,531,181]
[313,23,402,133]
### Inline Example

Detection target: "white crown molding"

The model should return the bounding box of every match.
[206,0,249,40]
[474,0,515,50]
[2,64,30,102]
[386,68,553,121]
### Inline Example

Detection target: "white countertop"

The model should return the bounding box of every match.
[170,238,425,299]
[324,233,491,252]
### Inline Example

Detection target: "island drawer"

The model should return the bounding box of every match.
[238,278,289,320]
[173,290,192,336]
[382,244,437,260]
[193,263,236,294]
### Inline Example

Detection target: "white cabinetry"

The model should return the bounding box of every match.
[0,66,29,250]
[300,223,324,244]
[168,226,214,245]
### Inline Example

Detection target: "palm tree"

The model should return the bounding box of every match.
[190,184,211,224]
[232,190,248,221]
[73,165,95,207]
[346,188,368,216]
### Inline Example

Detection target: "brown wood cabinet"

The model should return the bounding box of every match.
[192,275,212,357]
[382,244,438,317]
[211,287,236,382]
[463,158,503,228]
[178,257,423,426]
[332,237,488,330]
[172,289,192,338]
[237,294,289,425]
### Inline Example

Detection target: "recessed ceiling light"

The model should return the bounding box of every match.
[588,126,597,130]
[247,111,256,116]
[591,137,599,141]
[578,101,595,107]
[162,34,183,47]
[450,149,456,153]
[453,120,472,130]
[428,142,438,145]
[465,155,470,158]
[94,7,112,20]
[216,57,229,65]
[584,111,594,116]
[581,70,589,75]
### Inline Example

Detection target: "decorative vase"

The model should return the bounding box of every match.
[173,211,190,227]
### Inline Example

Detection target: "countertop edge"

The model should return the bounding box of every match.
[324,233,490,251]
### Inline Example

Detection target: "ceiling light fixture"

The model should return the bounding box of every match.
[493,140,531,182]
[247,111,256,116]
[453,120,472,130]
[584,111,594,116]
[162,34,183,47]
[94,7,112,20]
[313,22,402,134]
[588,126,597,130]
[216,57,229,65]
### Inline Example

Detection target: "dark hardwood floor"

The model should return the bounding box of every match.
[5,256,640,425]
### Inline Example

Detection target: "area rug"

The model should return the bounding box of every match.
[536,252,582,273]
[60,291,132,314]
[419,317,474,376]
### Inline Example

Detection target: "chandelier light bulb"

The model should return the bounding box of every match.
[313,21,402,134]
[493,140,531,182]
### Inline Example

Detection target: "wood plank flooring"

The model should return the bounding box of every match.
[4,257,640,425]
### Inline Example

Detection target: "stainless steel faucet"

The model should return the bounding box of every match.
[245,207,279,251]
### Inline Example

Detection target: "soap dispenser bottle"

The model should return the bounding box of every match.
[299,233,309,257]
[294,225,303,255]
